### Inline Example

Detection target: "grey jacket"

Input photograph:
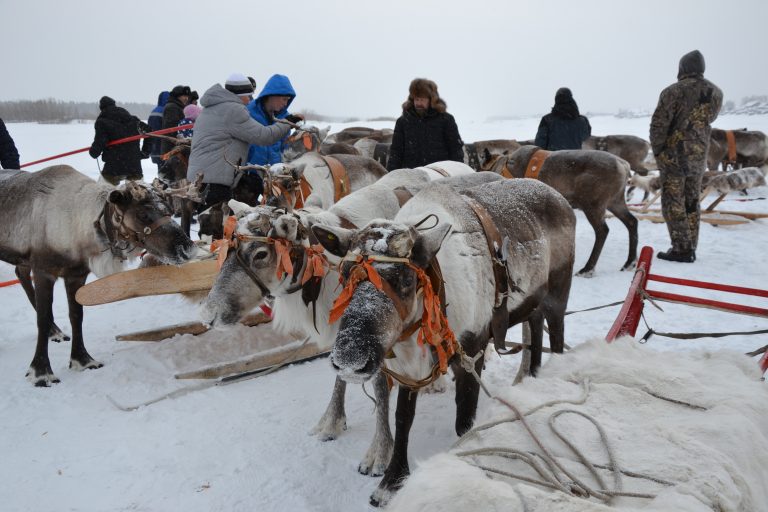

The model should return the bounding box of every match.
[186,83,291,186]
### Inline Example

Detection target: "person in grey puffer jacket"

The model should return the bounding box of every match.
[186,73,292,236]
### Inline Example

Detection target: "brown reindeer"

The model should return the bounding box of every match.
[0,166,197,386]
[483,145,638,275]
[708,128,768,172]
[464,139,522,170]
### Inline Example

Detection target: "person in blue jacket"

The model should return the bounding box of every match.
[246,74,302,166]
[147,91,170,170]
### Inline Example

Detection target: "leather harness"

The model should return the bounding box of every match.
[318,155,350,203]
[462,196,511,354]
[427,165,450,177]
[725,130,737,164]
[524,149,550,179]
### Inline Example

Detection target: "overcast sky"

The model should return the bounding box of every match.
[2,0,766,122]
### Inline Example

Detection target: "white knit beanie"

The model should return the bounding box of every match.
[225,73,255,97]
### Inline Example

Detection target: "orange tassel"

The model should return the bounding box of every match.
[273,238,294,279]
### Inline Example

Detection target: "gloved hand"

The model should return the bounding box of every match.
[284,114,304,124]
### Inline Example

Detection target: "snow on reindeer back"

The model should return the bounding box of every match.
[387,339,768,512]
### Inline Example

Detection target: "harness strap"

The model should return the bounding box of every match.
[524,149,550,180]
[428,165,450,177]
[492,155,515,179]
[318,155,350,203]
[463,196,510,354]
[725,130,737,163]
[393,187,413,207]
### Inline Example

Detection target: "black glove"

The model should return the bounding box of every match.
[284,114,304,124]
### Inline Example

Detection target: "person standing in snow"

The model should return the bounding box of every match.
[186,73,293,239]
[534,87,591,151]
[147,90,169,171]
[387,78,464,171]
[89,96,151,185]
[0,118,21,169]
[650,50,723,263]
[244,74,304,200]
[177,104,201,140]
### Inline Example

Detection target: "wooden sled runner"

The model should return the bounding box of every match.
[76,259,218,306]
[115,311,272,341]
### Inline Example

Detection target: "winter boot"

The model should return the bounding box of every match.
[657,249,695,263]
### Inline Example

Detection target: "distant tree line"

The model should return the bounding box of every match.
[0,99,153,123]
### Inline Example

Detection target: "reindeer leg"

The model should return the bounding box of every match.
[358,372,393,476]
[452,333,486,436]
[180,199,192,238]
[576,207,609,277]
[64,274,103,371]
[15,265,70,343]
[527,311,545,376]
[608,200,639,271]
[26,270,59,387]
[370,385,418,508]
[310,375,347,440]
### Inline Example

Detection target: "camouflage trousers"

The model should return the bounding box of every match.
[660,172,703,252]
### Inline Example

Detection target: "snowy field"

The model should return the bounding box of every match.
[1,115,767,511]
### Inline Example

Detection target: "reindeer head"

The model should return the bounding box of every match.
[201,204,310,327]
[311,219,451,383]
[106,181,195,264]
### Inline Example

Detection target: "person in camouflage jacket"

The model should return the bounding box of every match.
[650,50,722,262]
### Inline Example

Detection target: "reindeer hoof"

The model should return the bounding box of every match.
[26,367,60,387]
[309,415,347,441]
[49,327,71,343]
[69,358,104,371]
[575,268,595,278]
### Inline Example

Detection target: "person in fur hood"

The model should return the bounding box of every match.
[387,78,464,171]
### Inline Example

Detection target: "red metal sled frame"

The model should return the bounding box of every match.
[606,246,768,373]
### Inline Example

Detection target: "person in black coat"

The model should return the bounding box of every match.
[159,85,192,182]
[534,87,591,151]
[0,118,21,169]
[387,78,464,171]
[89,96,150,185]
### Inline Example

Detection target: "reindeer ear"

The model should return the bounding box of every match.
[108,190,130,206]
[228,199,253,219]
[311,224,354,257]
[411,222,451,268]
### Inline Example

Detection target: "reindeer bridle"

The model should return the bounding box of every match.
[329,252,457,388]
[97,200,173,257]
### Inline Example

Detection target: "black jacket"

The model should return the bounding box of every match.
[387,108,464,170]
[161,97,186,154]
[0,118,20,169]
[534,113,591,151]
[89,105,149,177]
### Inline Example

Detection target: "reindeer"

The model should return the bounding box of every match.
[354,139,392,169]
[310,178,575,506]
[281,126,330,162]
[483,145,638,276]
[0,166,197,386]
[709,128,768,173]
[463,139,522,171]
[202,167,493,479]
[582,134,655,201]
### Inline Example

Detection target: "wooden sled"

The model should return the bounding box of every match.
[175,339,329,380]
[627,211,749,226]
[115,311,272,342]
[629,206,768,221]
[76,259,218,306]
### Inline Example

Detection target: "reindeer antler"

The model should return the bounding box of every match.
[152,173,204,203]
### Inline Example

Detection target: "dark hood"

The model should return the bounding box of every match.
[678,50,705,80]
[551,87,580,120]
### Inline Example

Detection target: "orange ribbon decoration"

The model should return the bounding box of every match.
[328,257,457,374]
[273,238,295,279]
[210,215,239,270]
[328,258,383,324]
[301,244,329,285]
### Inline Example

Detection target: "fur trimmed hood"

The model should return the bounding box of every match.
[401,78,447,114]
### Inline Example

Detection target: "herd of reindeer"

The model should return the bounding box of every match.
[1,123,767,506]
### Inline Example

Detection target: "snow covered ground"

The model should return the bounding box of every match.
[1,115,767,511]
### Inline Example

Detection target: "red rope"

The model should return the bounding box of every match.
[19,124,194,169]
[0,279,21,288]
